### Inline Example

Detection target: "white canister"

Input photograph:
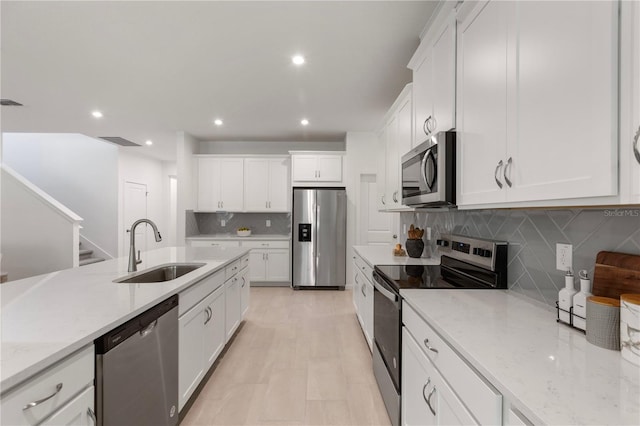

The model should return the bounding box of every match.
[620,294,640,366]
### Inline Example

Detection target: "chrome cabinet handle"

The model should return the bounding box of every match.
[634,126,640,165]
[381,195,386,205]
[355,274,359,284]
[426,386,437,415]
[422,379,434,414]
[361,283,366,297]
[423,116,432,136]
[241,277,246,288]
[494,160,504,189]
[392,191,398,203]
[504,157,513,187]
[87,407,97,425]
[204,306,212,324]
[427,116,438,134]
[23,383,63,410]
[423,338,438,353]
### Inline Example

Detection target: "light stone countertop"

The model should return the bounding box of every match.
[401,289,640,425]
[0,246,249,393]
[187,234,290,241]
[353,245,440,267]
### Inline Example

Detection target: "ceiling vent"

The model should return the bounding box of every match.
[1,99,23,106]
[99,137,140,147]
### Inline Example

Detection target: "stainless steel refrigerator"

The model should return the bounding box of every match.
[292,188,347,289]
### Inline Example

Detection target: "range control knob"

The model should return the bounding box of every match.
[436,239,449,247]
[473,247,481,256]
[482,249,492,258]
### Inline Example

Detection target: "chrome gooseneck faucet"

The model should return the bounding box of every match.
[128,219,162,272]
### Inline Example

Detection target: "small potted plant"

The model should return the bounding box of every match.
[406,224,425,258]
[237,227,251,237]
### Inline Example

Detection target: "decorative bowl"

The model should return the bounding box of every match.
[237,229,251,237]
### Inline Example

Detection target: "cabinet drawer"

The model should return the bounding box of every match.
[41,385,94,426]
[353,254,373,282]
[403,302,502,425]
[190,240,240,248]
[1,345,94,426]
[240,254,250,271]
[179,271,224,316]
[225,260,241,280]
[241,240,289,249]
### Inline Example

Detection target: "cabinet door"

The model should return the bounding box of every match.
[203,286,226,370]
[353,269,365,331]
[457,0,510,206]
[225,277,241,341]
[41,386,94,426]
[268,158,290,211]
[244,158,270,211]
[249,250,267,281]
[265,249,290,281]
[413,46,434,147]
[625,0,640,202]
[509,1,618,202]
[292,155,318,181]
[385,114,400,208]
[362,279,374,351]
[239,268,250,318]
[179,302,206,410]
[316,155,343,182]
[219,158,244,210]
[432,16,456,134]
[197,157,220,211]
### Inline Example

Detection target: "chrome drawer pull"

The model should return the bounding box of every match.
[423,338,438,353]
[634,126,640,165]
[426,386,437,415]
[87,407,97,425]
[23,383,63,410]
[504,157,513,187]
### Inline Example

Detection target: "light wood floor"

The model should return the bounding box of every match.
[181,287,391,426]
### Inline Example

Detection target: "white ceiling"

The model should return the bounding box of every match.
[1,1,438,161]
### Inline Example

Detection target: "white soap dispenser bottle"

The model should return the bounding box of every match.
[558,269,576,324]
[571,270,592,330]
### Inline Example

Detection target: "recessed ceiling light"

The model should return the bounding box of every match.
[292,55,305,66]
[214,119,223,126]
[301,119,309,126]
[92,110,103,118]
[145,140,153,146]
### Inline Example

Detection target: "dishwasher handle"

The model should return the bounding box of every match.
[140,320,158,337]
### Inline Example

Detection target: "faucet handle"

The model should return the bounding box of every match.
[136,250,142,265]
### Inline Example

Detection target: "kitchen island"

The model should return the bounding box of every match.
[0,246,249,393]
[401,289,640,425]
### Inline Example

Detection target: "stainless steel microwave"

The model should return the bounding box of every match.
[401,131,456,207]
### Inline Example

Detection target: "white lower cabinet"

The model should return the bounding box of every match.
[179,257,249,412]
[224,274,241,341]
[0,345,94,426]
[40,386,95,426]
[352,253,373,351]
[239,266,250,317]
[248,248,289,282]
[402,302,502,425]
[402,328,476,426]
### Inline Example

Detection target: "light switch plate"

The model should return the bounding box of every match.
[556,243,572,271]
[266,219,271,227]
[221,219,226,227]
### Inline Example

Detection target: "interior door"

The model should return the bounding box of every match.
[360,174,396,245]
[315,189,346,286]
[123,181,147,257]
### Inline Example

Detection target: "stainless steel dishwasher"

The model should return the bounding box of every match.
[95,294,179,426]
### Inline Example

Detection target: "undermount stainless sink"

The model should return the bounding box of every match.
[114,263,206,283]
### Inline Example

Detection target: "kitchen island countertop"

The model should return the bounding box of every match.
[0,246,249,393]
[401,289,640,425]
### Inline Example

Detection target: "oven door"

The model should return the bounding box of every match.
[372,272,402,392]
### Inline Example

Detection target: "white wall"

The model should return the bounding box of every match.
[199,140,345,155]
[345,132,381,286]
[2,133,119,256]
[118,151,175,257]
[1,167,80,280]
[176,131,198,245]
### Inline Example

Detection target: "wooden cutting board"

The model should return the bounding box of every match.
[592,251,640,299]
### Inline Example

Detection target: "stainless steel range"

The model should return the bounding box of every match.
[371,235,508,426]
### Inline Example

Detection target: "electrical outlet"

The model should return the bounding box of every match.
[266,219,271,227]
[403,224,407,235]
[556,243,573,271]
[221,219,226,227]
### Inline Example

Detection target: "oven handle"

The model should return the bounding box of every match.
[373,279,398,303]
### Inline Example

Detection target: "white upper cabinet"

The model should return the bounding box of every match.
[291,153,344,184]
[620,0,640,204]
[244,157,290,211]
[456,0,619,207]
[383,84,413,210]
[197,157,244,211]
[409,11,456,147]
